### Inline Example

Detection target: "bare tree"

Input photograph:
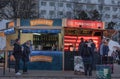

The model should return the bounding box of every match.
[76,10,90,20]
[106,21,116,29]
[91,10,101,21]
[0,0,38,20]
[0,0,9,9]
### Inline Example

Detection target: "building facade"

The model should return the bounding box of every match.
[38,0,120,29]
[39,0,74,19]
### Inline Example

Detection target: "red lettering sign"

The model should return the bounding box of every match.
[66,19,104,29]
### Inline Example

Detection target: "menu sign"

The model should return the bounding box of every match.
[67,19,104,29]
[64,28,93,36]
[30,19,53,26]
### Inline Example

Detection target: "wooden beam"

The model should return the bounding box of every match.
[16,26,62,30]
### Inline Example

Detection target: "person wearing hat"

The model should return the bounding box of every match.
[12,38,22,75]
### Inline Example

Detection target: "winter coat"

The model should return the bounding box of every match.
[13,43,22,58]
[103,45,109,56]
[78,41,86,55]
[22,44,30,62]
[80,44,93,65]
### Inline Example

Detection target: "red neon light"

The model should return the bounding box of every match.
[67,19,104,29]
[64,36,101,51]
[64,36,99,39]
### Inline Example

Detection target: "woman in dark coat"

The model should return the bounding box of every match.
[22,41,30,74]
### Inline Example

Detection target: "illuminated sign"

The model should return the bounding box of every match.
[30,55,53,62]
[30,19,53,26]
[0,32,5,37]
[64,28,93,36]
[7,21,15,28]
[67,19,104,29]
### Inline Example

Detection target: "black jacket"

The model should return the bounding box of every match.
[80,44,93,58]
[22,44,30,61]
[13,43,22,57]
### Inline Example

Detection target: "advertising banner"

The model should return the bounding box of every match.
[66,19,104,29]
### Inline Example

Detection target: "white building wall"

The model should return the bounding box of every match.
[38,0,120,29]
[39,0,74,19]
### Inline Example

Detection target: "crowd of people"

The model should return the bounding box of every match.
[12,39,31,75]
[78,37,118,76]
[11,37,120,76]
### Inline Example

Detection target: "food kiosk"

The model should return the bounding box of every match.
[5,18,106,71]
[6,19,63,70]
[64,19,104,70]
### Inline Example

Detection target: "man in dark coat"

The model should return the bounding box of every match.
[78,38,85,55]
[22,40,30,74]
[13,38,22,75]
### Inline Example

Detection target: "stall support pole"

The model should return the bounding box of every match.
[3,50,5,75]
[62,28,64,71]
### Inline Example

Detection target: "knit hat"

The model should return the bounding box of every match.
[15,38,20,42]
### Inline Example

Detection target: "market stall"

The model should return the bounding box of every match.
[64,19,104,70]
[6,19,63,70]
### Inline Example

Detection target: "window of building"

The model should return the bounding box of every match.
[105,14,110,18]
[87,5,95,10]
[118,1,120,6]
[113,7,118,12]
[112,15,118,19]
[41,10,46,15]
[41,2,46,6]
[58,11,63,15]
[111,0,115,4]
[104,7,110,11]
[49,2,55,6]
[66,11,71,16]
[98,0,101,3]
[58,3,63,7]
[86,0,91,3]
[66,3,71,8]
[49,11,55,15]
[98,5,103,10]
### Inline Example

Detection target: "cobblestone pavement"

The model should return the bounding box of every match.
[0,63,120,79]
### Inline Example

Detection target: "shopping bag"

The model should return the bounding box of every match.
[74,56,84,75]
[10,55,15,61]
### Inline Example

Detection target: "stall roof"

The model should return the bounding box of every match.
[16,26,62,30]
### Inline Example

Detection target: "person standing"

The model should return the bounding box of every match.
[103,41,109,56]
[99,39,106,56]
[22,40,31,74]
[78,38,85,55]
[13,39,22,75]
[88,39,96,70]
[80,43,93,76]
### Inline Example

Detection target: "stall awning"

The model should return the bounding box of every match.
[4,28,15,35]
[16,26,62,33]
[22,29,61,33]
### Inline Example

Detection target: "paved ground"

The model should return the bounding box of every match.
[0,63,120,79]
